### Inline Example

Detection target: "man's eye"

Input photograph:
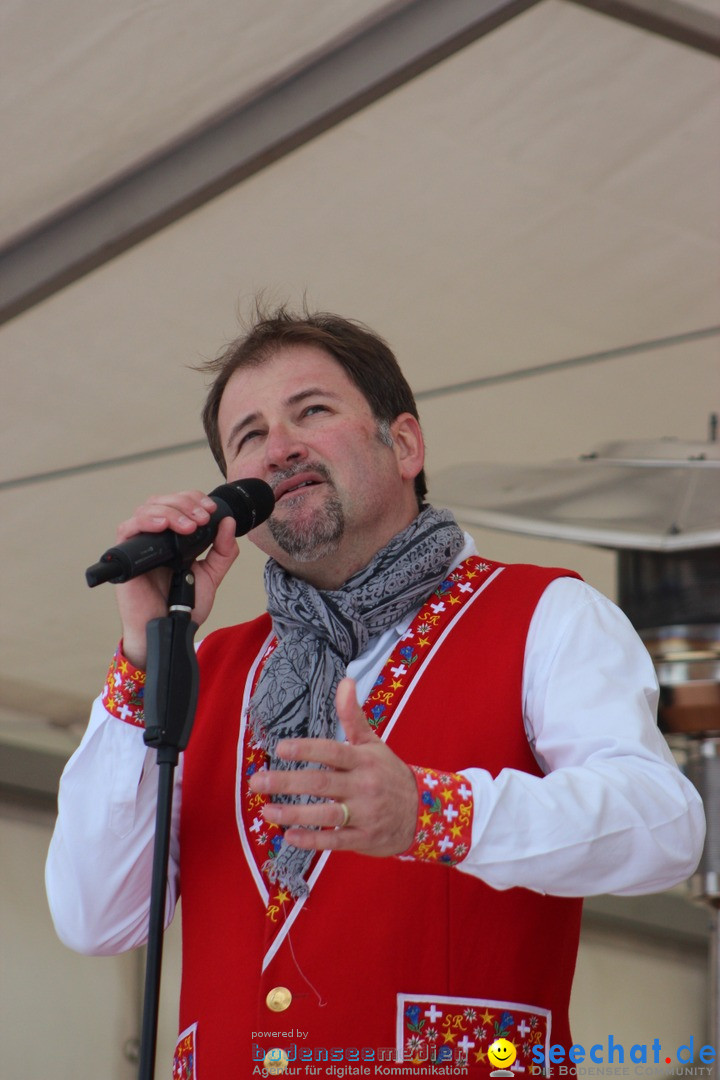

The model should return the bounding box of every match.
[303,404,328,416]
[238,430,262,449]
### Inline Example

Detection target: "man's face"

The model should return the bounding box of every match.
[216,344,423,586]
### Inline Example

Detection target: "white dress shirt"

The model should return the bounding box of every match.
[45,541,705,955]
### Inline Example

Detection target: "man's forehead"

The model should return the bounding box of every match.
[222,344,357,404]
[216,343,372,442]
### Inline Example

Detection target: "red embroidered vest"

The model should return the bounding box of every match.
[177,560,583,1076]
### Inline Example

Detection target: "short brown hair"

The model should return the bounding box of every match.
[200,304,427,506]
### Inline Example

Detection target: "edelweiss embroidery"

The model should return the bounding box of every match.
[102,643,146,727]
[403,765,473,866]
[364,558,494,730]
[398,995,550,1072]
[239,556,495,927]
[172,1022,197,1079]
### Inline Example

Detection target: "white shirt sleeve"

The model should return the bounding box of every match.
[46,576,706,954]
[456,576,706,896]
[45,694,182,954]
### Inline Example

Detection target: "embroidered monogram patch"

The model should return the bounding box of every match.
[398,994,550,1072]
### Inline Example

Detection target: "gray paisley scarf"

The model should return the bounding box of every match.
[249,505,464,896]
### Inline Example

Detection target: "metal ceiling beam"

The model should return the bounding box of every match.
[570,0,720,57]
[583,893,709,948]
[0,0,542,325]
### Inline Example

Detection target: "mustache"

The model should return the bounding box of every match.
[269,461,333,493]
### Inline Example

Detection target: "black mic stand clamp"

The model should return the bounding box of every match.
[138,566,199,1080]
[144,568,199,762]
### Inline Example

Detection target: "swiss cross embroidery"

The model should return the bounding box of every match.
[239,556,495,927]
[172,1022,197,1079]
[364,557,493,730]
[398,995,550,1072]
[102,642,146,727]
[403,765,473,865]
[242,638,290,923]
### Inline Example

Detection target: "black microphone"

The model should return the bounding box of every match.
[85,479,275,587]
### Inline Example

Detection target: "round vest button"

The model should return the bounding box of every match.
[266,986,292,1012]
[264,1048,289,1074]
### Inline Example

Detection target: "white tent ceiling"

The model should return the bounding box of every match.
[1,0,719,795]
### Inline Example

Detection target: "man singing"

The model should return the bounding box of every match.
[46,305,704,1077]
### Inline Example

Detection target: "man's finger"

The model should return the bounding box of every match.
[335,677,377,746]
[262,799,347,830]
[249,753,348,795]
[199,516,239,578]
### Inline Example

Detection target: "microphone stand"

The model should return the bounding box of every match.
[137,566,199,1080]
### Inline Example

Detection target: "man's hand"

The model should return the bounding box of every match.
[248,677,418,856]
[114,491,239,667]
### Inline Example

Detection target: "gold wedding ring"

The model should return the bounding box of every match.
[337,801,351,828]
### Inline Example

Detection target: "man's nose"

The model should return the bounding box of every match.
[264,423,308,470]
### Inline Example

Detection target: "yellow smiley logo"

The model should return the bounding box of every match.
[488,1038,517,1070]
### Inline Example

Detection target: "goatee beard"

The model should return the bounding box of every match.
[268,463,345,562]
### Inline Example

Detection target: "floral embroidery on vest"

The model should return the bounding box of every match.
[402,764,473,865]
[172,1022,197,1079]
[239,556,495,927]
[398,994,550,1072]
[102,642,146,727]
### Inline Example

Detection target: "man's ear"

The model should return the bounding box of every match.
[390,413,425,484]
